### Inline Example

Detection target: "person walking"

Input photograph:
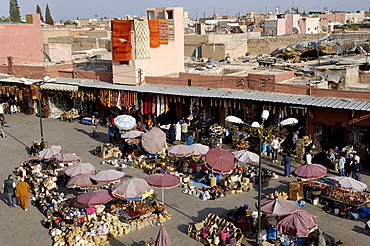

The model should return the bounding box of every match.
[351,160,362,181]
[16,177,30,211]
[0,119,6,138]
[181,120,189,142]
[108,124,115,143]
[1,174,17,207]
[282,152,293,177]
[91,115,99,138]
[187,132,195,145]
[270,136,280,163]
[338,155,345,176]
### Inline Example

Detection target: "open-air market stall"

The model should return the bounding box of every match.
[14,154,172,246]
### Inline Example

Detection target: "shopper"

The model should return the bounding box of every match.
[282,152,293,177]
[91,115,99,138]
[169,122,176,144]
[181,120,189,142]
[1,174,17,207]
[187,132,194,145]
[351,160,362,181]
[16,177,30,211]
[175,121,181,141]
[29,141,40,156]
[344,150,352,177]
[271,136,280,163]
[338,155,345,176]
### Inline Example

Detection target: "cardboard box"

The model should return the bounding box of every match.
[290,181,303,192]
[289,190,304,200]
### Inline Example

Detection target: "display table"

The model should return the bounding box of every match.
[302,180,370,207]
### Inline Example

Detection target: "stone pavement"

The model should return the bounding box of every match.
[0,114,369,246]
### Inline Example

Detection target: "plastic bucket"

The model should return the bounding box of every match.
[313,198,319,205]
[334,208,340,215]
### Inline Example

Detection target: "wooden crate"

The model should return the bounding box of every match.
[289,190,304,200]
[290,181,303,192]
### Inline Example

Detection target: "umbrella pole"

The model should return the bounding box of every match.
[162,188,164,204]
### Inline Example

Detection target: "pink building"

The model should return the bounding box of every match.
[299,17,320,34]
[112,7,184,85]
[0,14,44,65]
[285,14,300,34]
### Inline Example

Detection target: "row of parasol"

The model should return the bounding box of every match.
[257,198,317,237]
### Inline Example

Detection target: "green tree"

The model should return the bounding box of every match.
[9,0,21,22]
[45,4,54,25]
[36,4,43,22]
[63,20,78,26]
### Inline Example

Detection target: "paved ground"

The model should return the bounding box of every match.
[0,114,369,246]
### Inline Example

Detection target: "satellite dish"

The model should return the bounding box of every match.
[346,18,354,24]
[324,7,328,11]
[322,26,328,32]
[334,45,343,55]
[43,51,52,62]
[292,27,299,34]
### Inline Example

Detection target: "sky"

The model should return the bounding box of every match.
[1,0,368,22]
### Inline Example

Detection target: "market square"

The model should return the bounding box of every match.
[0,114,369,246]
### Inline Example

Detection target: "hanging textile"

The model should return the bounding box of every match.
[152,94,156,115]
[158,19,168,45]
[167,19,175,41]
[134,19,150,59]
[160,95,165,115]
[116,91,122,110]
[140,96,144,115]
[148,19,160,48]
[156,95,161,117]
[135,93,139,112]
[112,20,132,61]
[165,96,169,113]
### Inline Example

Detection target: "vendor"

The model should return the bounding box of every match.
[232,204,250,218]
[29,141,40,156]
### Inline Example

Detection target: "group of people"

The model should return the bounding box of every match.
[337,150,363,180]
[1,174,30,211]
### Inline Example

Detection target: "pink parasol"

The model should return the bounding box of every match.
[232,150,259,163]
[38,145,62,160]
[65,163,96,177]
[145,173,181,203]
[258,198,300,216]
[327,176,367,191]
[55,153,81,163]
[292,164,327,179]
[77,189,112,206]
[190,143,210,156]
[112,178,153,201]
[66,173,93,189]
[155,224,171,246]
[121,130,144,139]
[276,209,318,237]
[91,170,125,183]
[205,148,236,173]
[142,127,167,154]
[167,144,194,157]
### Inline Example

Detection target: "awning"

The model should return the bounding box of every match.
[40,83,78,91]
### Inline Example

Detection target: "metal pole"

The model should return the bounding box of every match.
[256,120,264,246]
[38,85,45,150]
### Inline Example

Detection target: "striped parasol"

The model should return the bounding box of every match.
[114,115,136,130]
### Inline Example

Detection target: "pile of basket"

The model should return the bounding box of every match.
[187,213,243,246]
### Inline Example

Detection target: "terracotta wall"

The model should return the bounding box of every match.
[0,14,44,65]
[58,70,112,81]
[0,63,73,79]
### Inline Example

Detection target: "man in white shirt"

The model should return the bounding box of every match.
[271,136,280,163]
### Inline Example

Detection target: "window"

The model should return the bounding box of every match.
[259,79,266,87]
[119,61,129,65]
[166,11,173,19]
